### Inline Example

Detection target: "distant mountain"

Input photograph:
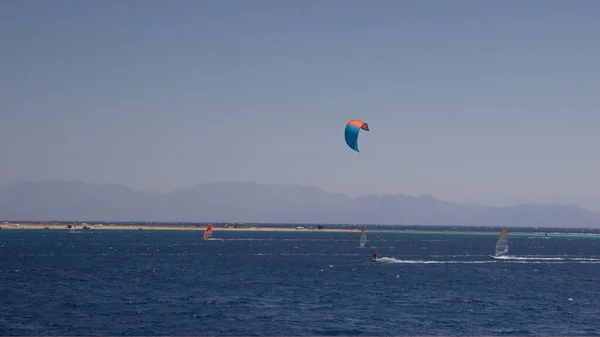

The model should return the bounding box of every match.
[522,195,600,213]
[0,180,599,227]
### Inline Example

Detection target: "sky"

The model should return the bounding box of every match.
[1,0,599,206]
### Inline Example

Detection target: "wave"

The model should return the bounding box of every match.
[376,257,492,264]
[376,256,600,264]
[492,255,600,261]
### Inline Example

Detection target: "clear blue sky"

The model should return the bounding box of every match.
[1,0,599,205]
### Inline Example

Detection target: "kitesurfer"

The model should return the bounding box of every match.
[372,250,378,262]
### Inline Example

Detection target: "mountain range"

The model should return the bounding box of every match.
[0,180,599,227]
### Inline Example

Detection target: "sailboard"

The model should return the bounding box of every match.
[203,223,213,240]
[70,224,79,234]
[359,227,367,248]
[490,228,508,259]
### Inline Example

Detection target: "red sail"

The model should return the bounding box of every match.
[203,224,213,239]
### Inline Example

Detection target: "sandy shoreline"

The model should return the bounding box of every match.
[0,223,361,233]
[2,223,598,238]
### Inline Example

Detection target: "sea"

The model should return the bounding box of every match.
[1,224,600,336]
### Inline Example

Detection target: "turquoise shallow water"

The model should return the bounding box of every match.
[1,227,599,335]
[369,229,600,239]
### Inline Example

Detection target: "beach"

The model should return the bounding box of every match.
[2,222,595,238]
[0,222,361,233]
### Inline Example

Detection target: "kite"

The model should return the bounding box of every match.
[344,119,369,152]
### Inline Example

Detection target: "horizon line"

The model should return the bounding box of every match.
[1,221,598,230]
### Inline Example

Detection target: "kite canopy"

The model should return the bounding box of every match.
[344,119,369,152]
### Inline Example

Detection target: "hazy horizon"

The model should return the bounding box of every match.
[2,1,600,209]
[3,178,600,213]
[2,179,600,226]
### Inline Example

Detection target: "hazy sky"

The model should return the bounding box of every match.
[1,0,599,205]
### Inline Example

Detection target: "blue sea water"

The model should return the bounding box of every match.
[1,228,600,336]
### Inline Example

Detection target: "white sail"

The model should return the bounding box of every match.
[495,228,508,257]
[359,227,367,248]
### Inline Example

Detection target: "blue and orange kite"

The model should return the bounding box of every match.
[344,119,369,152]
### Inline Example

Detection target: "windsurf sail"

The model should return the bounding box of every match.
[359,227,367,248]
[344,119,369,152]
[203,223,213,240]
[495,228,508,257]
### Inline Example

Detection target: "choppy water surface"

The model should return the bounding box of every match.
[1,228,599,335]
